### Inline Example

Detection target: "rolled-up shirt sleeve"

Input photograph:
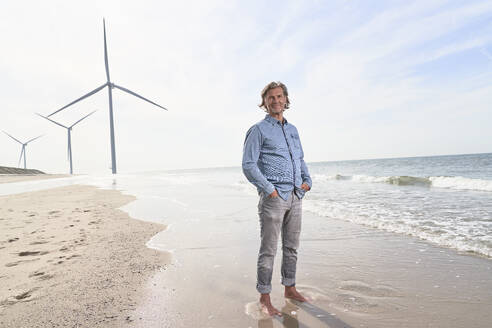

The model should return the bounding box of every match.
[242,125,276,195]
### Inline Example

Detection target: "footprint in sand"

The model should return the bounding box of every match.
[19,251,49,256]
[15,291,32,300]
[30,240,49,245]
[5,258,41,267]
[7,287,41,304]
[29,271,55,280]
[38,273,54,280]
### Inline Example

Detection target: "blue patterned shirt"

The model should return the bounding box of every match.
[242,114,312,200]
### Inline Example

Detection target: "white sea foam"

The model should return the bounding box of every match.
[244,301,270,320]
[304,200,492,257]
[312,174,492,192]
[429,176,492,192]
[312,174,350,181]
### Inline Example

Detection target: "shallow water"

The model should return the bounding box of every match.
[84,168,491,328]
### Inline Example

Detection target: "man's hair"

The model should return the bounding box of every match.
[258,81,290,112]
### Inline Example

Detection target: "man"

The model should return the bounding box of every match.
[242,81,312,316]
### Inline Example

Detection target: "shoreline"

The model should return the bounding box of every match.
[2,173,491,327]
[0,184,169,327]
[0,174,70,184]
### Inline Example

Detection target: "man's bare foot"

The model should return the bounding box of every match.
[284,286,309,302]
[259,294,282,316]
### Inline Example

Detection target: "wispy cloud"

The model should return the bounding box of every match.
[0,0,491,172]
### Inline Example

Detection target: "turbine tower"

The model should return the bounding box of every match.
[47,19,167,174]
[2,131,43,169]
[36,111,97,175]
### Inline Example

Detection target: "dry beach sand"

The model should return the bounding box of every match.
[0,183,169,327]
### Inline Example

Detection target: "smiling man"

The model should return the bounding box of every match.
[242,81,312,316]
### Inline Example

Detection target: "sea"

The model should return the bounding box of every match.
[167,152,492,258]
[2,152,491,258]
[304,152,492,258]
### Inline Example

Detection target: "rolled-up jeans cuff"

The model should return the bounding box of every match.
[282,277,296,287]
[256,283,272,294]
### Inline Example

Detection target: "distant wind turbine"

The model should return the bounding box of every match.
[47,19,167,174]
[2,131,43,169]
[36,110,97,175]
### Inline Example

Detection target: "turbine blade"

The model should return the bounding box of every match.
[113,84,168,110]
[3,131,23,144]
[48,83,107,117]
[70,110,97,127]
[18,147,25,167]
[36,113,68,129]
[103,19,111,83]
[26,134,43,144]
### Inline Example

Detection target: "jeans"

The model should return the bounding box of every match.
[256,191,302,294]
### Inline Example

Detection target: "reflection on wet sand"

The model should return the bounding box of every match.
[257,300,353,328]
[296,302,353,328]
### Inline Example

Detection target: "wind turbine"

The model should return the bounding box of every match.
[2,131,43,169]
[36,111,97,175]
[46,19,167,174]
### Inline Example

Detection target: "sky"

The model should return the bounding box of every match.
[1,0,491,174]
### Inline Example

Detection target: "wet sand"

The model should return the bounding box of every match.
[0,184,169,327]
[131,210,492,328]
[116,176,492,328]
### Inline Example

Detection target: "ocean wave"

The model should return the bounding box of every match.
[304,200,492,258]
[429,176,492,192]
[312,174,492,192]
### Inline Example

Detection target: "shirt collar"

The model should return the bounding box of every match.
[264,114,288,126]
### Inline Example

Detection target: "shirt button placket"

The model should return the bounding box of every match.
[281,124,296,188]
